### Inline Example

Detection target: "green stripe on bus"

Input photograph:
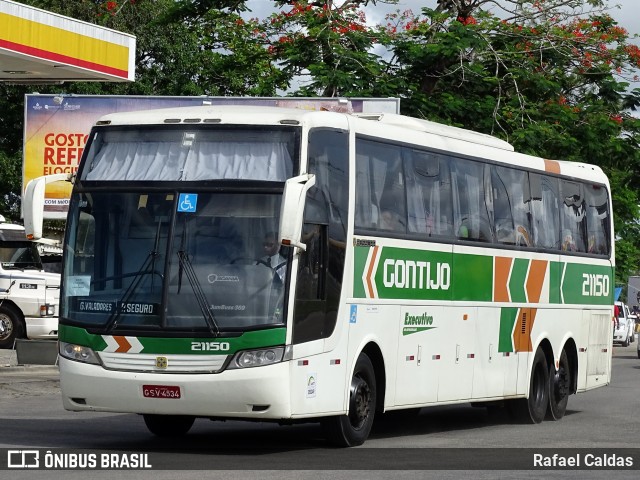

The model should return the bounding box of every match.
[59,324,109,351]
[509,258,529,303]
[561,263,615,305]
[59,324,287,354]
[353,245,613,305]
[353,245,368,298]
[452,253,493,301]
[549,261,562,304]
[499,307,518,352]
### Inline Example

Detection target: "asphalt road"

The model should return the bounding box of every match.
[0,342,639,479]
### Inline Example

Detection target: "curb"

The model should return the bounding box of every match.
[0,365,59,375]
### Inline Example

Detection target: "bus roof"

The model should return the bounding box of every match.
[92,105,607,184]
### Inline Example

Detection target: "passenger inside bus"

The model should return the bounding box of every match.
[561,229,577,252]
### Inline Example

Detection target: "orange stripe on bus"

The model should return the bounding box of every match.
[366,246,379,299]
[494,256,512,302]
[526,260,548,304]
[544,159,561,174]
[114,336,131,353]
[513,308,534,353]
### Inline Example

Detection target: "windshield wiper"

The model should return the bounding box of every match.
[176,219,220,337]
[104,220,164,333]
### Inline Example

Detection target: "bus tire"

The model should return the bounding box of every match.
[507,347,548,424]
[322,353,376,447]
[143,414,195,437]
[0,304,23,349]
[547,350,570,421]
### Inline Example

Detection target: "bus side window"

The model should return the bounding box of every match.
[406,150,453,239]
[530,174,560,250]
[491,166,532,247]
[583,183,610,255]
[560,180,587,253]
[451,158,492,242]
[355,138,407,234]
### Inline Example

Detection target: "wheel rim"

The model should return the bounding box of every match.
[348,374,371,431]
[553,366,569,400]
[0,314,13,341]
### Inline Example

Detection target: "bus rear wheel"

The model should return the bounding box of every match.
[143,414,195,437]
[547,350,570,421]
[0,305,23,349]
[507,347,549,424]
[322,353,376,447]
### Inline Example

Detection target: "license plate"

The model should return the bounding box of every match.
[142,385,181,399]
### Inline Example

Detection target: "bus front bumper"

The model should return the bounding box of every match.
[59,356,292,419]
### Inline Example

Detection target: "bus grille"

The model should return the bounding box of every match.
[97,352,228,373]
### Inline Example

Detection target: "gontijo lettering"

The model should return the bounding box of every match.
[383,259,451,290]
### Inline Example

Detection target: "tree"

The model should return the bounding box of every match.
[267,1,399,96]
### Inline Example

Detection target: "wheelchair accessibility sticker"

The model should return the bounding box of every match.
[178,193,198,213]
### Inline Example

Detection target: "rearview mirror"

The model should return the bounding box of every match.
[279,174,316,251]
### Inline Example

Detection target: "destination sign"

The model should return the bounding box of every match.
[73,299,158,315]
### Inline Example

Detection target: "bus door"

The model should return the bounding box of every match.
[583,309,612,390]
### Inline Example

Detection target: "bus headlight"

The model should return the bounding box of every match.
[228,347,285,369]
[59,342,101,365]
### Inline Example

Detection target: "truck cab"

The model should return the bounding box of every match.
[0,215,60,348]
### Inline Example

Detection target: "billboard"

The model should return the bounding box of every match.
[23,95,400,219]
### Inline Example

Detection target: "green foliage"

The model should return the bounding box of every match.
[0,150,22,221]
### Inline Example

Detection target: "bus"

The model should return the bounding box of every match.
[24,105,614,447]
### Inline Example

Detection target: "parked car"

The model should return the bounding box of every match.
[614,301,635,347]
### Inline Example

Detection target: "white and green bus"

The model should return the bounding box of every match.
[24,105,614,447]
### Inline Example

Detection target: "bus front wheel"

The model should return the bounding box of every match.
[322,353,377,447]
[143,414,195,437]
[507,347,549,424]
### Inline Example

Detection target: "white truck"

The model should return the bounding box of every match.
[614,301,635,348]
[0,215,60,348]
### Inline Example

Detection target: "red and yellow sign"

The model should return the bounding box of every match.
[0,0,135,81]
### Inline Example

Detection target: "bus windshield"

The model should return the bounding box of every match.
[62,191,288,334]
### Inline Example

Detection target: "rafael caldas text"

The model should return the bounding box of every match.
[533,453,633,468]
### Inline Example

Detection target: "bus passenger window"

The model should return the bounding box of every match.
[584,183,610,255]
[530,174,560,250]
[355,138,406,233]
[491,166,532,247]
[406,150,453,239]
[451,158,492,242]
[560,180,587,253]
